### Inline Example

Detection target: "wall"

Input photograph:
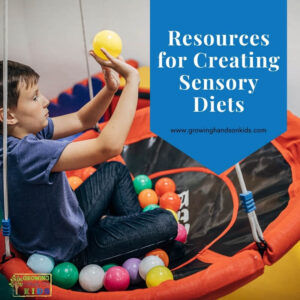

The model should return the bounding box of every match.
[0,0,299,117]
[287,0,300,116]
[0,0,149,99]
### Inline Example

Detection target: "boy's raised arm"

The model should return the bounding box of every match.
[51,49,140,172]
[51,54,121,140]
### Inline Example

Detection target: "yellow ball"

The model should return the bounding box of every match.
[92,30,122,60]
[146,266,173,288]
[166,209,179,222]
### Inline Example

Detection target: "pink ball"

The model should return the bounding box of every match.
[103,266,130,291]
[175,224,187,243]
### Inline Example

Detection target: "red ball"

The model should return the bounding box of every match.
[159,192,181,212]
[81,167,97,181]
[66,169,83,179]
[155,177,176,197]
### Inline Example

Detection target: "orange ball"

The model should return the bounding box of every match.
[145,249,169,267]
[159,192,181,212]
[81,166,97,181]
[68,176,83,190]
[138,189,158,208]
[155,177,176,197]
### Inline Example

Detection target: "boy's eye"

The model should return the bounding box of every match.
[33,96,38,101]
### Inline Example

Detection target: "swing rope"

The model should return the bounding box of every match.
[78,0,100,133]
[79,0,94,100]
[235,163,266,250]
[2,0,12,260]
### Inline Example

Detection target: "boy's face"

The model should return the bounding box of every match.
[11,81,50,136]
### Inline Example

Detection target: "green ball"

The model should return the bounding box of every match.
[133,175,152,194]
[52,262,79,289]
[143,204,160,212]
[102,263,118,272]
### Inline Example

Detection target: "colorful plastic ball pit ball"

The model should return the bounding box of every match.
[103,266,130,291]
[79,264,105,292]
[68,176,83,190]
[102,263,118,272]
[143,204,160,212]
[175,223,188,243]
[160,192,181,212]
[138,189,158,208]
[166,209,179,222]
[27,253,55,273]
[133,174,152,194]
[145,248,169,267]
[122,258,142,285]
[52,262,79,289]
[146,265,174,288]
[81,166,97,181]
[155,177,176,196]
[93,30,122,60]
[139,255,165,280]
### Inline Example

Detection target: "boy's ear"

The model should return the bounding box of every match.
[0,108,18,125]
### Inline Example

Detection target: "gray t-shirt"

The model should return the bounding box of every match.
[0,118,88,262]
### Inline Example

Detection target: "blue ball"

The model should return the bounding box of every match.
[27,253,55,273]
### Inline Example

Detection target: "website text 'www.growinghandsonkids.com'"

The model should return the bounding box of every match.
[170,127,267,135]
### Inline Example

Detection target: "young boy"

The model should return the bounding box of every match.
[0,49,178,269]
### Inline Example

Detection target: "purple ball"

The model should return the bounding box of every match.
[122,258,142,285]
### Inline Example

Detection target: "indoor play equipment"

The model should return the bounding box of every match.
[155,177,176,196]
[51,262,79,289]
[146,266,174,288]
[138,189,159,208]
[133,174,153,194]
[92,30,123,60]
[78,264,105,292]
[138,256,165,280]
[143,204,160,212]
[103,266,130,291]
[2,1,300,299]
[122,258,143,285]
[26,254,55,274]
[1,106,300,298]
[159,192,181,212]
[145,249,169,267]
[175,224,188,243]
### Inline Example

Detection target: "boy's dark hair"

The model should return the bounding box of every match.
[0,60,40,109]
[0,60,39,133]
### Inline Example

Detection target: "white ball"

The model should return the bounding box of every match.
[139,255,164,280]
[27,253,55,273]
[79,264,105,292]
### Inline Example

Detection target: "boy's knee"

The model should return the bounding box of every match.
[106,161,127,172]
[149,208,178,238]
[99,161,128,176]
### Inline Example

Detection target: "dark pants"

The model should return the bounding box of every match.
[70,162,178,269]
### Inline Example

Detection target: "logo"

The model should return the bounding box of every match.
[9,273,52,297]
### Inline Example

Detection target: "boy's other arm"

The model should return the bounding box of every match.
[51,86,115,140]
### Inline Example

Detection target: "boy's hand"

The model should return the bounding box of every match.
[89,48,139,83]
[102,66,120,92]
